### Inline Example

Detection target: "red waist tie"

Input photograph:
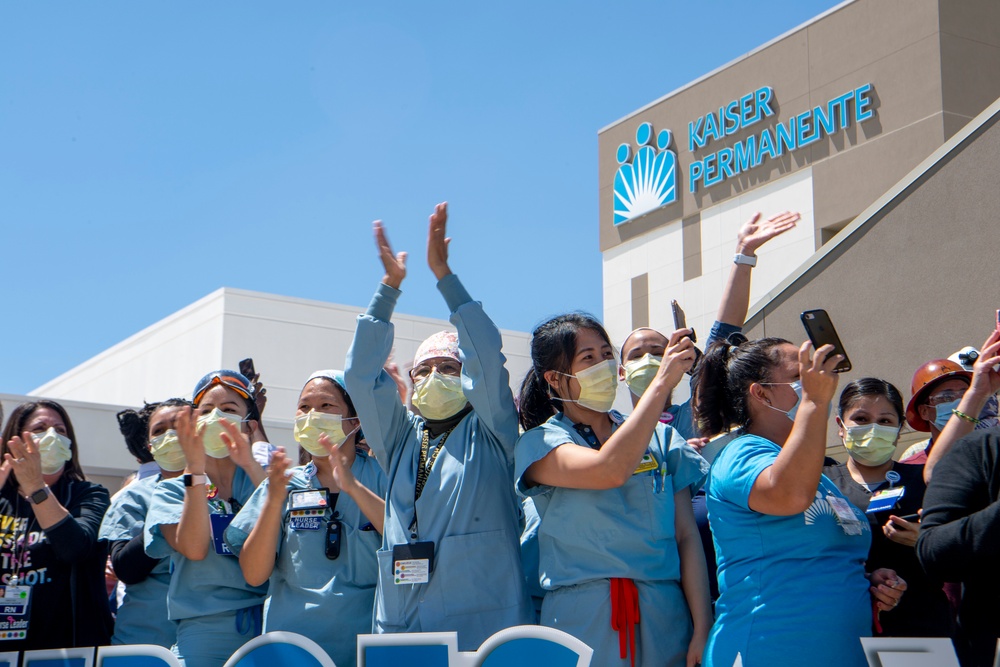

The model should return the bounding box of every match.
[610,577,640,667]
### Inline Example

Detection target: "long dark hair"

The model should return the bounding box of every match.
[0,400,86,484]
[117,398,195,464]
[694,337,791,437]
[838,378,904,422]
[518,313,613,431]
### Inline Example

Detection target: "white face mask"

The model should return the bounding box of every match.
[623,354,662,397]
[197,408,243,459]
[33,428,73,475]
[149,430,187,472]
[294,411,359,458]
[412,371,468,421]
[553,359,620,413]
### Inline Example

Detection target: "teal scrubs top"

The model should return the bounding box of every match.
[514,412,708,667]
[344,274,533,651]
[99,475,176,647]
[225,453,387,667]
[705,435,872,667]
[144,467,268,620]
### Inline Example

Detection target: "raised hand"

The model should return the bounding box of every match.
[174,407,207,474]
[736,211,800,255]
[220,419,254,469]
[798,341,842,407]
[264,447,292,504]
[969,330,1000,398]
[374,220,407,289]
[6,434,44,491]
[319,433,358,492]
[427,202,452,280]
[659,328,697,387]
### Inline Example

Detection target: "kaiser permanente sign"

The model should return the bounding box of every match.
[687,83,875,192]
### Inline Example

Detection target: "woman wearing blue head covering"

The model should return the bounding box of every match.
[225,370,386,667]
[344,203,532,651]
[144,370,267,667]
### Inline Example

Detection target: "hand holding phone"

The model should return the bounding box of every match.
[800,310,852,373]
[671,300,697,344]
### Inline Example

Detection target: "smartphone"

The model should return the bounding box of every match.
[895,513,920,523]
[995,309,1000,333]
[800,310,852,373]
[670,300,697,343]
[238,357,257,381]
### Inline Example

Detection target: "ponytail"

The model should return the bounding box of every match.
[518,312,613,431]
[694,335,790,437]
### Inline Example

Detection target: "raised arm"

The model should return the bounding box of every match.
[716,211,799,328]
[523,331,696,490]
[344,221,414,465]
[235,449,291,587]
[425,202,519,449]
[924,330,1000,483]
[748,343,841,515]
[159,407,211,561]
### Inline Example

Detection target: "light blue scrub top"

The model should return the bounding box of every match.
[514,412,708,588]
[344,275,533,651]
[705,435,871,667]
[225,454,387,667]
[99,475,176,647]
[145,467,268,621]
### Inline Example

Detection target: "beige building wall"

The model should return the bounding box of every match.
[743,99,1000,455]
[599,0,1000,345]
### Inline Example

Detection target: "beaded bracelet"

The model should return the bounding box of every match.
[952,408,981,425]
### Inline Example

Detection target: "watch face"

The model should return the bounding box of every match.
[30,488,48,504]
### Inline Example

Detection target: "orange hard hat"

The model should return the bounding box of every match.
[905,359,972,431]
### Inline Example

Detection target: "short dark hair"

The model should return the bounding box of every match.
[117,398,195,464]
[838,378,904,422]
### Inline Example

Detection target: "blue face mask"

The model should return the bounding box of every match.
[933,399,961,431]
[762,380,803,422]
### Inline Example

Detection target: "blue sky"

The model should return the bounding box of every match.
[1,1,842,394]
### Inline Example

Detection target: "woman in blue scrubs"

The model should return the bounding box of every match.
[101,398,191,647]
[225,370,386,667]
[344,202,532,651]
[515,314,711,667]
[144,370,267,667]
[694,338,906,667]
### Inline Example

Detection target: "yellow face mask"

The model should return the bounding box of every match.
[412,371,468,421]
[197,409,243,459]
[33,428,73,475]
[150,430,187,472]
[623,354,662,397]
[294,411,358,457]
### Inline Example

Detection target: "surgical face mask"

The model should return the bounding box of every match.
[412,371,468,421]
[197,408,244,459]
[294,411,359,458]
[149,430,187,472]
[761,380,804,422]
[843,423,900,467]
[932,399,961,431]
[32,428,73,475]
[554,359,620,413]
[623,354,661,397]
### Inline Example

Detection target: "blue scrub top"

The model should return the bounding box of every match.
[144,467,267,621]
[705,435,871,667]
[225,454,386,667]
[99,475,176,647]
[514,412,708,588]
[344,274,533,651]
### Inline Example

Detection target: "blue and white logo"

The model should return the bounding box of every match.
[613,122,677,225]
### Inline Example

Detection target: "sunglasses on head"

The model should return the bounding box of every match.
[193,370,254,405]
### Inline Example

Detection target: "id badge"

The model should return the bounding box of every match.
[633,453,658,475]
[827,496,864,536]
[0,585,31,641]
[867,486,905,514]
[289,488,330,511]
[392,541,434,585]
[210,513,236,556]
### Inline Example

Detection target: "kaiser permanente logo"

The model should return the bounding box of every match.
[612,83,877,224]
[613,122,677,225]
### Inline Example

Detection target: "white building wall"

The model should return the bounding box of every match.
[26,287,532,485]
[603,169,816,407]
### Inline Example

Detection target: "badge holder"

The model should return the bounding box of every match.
[287,488,333,533]
[0,582,32,641]
[827,495,865,536]
[210,513,237,556]
[867,487,906,514]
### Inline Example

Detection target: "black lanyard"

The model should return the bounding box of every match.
[410,426,455,539]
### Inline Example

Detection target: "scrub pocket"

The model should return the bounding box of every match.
[374,548,406,631]
[439,529,520,617]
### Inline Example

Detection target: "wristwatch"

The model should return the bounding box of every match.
[733,253,758,267]
[27,486,51,505]
[183,473,209,487]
